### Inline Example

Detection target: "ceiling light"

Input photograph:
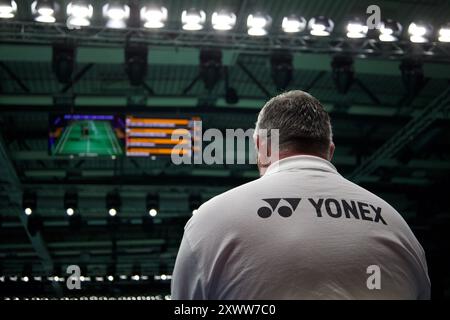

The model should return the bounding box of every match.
[212,10,236,31]
[0,0,17,19]
[141,5,167,29]
[308,16,334,36]
[379,19,402,42]
[247,13,271,36]
[282,14,306,33]
[31,0,56,23]
[66,208,74,216]
[149,209,157,217]
[23,191,37,216]
[181,8,206,31]
[346,18,368,39]
[103,1,130,29]
[66,0,93,28]
[108,208,117,217]
[408,22,432,43]
[438,23,450,42]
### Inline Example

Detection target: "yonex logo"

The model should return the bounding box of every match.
[257,198,301,218]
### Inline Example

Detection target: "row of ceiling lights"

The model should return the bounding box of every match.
[3,295,172,300]
[0,274,171,282]
[1,1,450,42]
[22,191,202,218]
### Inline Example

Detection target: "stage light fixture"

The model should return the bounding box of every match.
[379,19,402,42]
[199,49,223,91]
[331,55,354,95]
[308,16,334,36]
[270,51,293,91]
[225,87,239,104]
[102,1,129,29]
[125,44,148,86]
[212,9,236,31]
[23,191,37,216]
[106,191,121,217]
[64,191,78,215]
[31,0,56,23]
[282,14,306,33]
[438,23,450,42]
[408,21,432,43]
[146,193,159,216]
[52,44,75,84]
[140,5,167,29]
[109,208,117,216]
[66,0,93,28]
[143,193,158,231]
[399,58,424,95]
[346,17,368,39]
[181,8,206,31]
[247,12,271,36]
[0,0,17,19]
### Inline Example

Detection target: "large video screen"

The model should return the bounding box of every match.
[49,114,125,157]
[125,116,199,157]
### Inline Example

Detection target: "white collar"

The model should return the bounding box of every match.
[263,155,339,176]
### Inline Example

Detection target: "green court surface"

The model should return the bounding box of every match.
[52,120,123,156]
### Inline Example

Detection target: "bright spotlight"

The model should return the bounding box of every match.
[66,208,74,216]
[141,5,167,29]
[66,0,93,28]
[212,10,236,31]
[346,18,368,39]
[438,23,450,42]
[0,0,17,19]
[131,275,140,281]
[149,209,158,217]
[408,22,431,43]
[247,13,271,36]
[181,8,206,31]
[160,274,167,281]
[308,16,334,36]
[282,14,306,33]
[379,19,402,42]
[22,276,29,282]
[108,208,117,217]
[107,275,114,281]
[102,1,129,29]
[31,0,56,23]
[24,208,33,216]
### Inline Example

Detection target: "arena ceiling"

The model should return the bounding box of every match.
[0,0,449,298]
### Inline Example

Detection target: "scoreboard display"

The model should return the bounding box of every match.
[125,116,199,157]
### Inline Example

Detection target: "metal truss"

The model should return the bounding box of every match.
[0,133,62,296]
[1,21,450,62]
[349,87,450,183]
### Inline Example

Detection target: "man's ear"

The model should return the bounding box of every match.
[254,135,260,150]
[328,142,335,161]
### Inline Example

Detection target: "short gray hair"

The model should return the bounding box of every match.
[255,90,333,156]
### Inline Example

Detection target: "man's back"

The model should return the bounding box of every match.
[171,155,430,299]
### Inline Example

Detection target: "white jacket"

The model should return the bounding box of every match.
[171,155,430,300]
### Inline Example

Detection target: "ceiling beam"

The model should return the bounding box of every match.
[1,44,450,78]
[2,94,445,119]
